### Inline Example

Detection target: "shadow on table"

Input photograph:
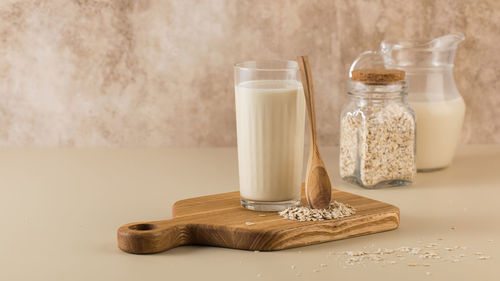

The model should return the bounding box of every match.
[415,148,500,189]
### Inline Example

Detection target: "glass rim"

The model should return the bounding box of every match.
[381,32,465,52]
[234,60,299,71]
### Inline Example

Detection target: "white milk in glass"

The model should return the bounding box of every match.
[235,80,305,202]
[410,97,465,170]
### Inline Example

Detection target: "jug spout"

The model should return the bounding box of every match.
[428,32,465,50]
[381,32,465,68]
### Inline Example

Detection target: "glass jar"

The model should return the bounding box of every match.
[339,66,416,188]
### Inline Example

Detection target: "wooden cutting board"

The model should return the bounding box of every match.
[117,187,399,254]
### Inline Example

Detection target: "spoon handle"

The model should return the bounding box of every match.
[297,56,318,154]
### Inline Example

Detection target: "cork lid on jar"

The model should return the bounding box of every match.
[351,69,405,83]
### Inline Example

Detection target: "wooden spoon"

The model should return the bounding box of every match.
[297,56,332,209]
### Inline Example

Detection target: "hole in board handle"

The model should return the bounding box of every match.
[129,223,157,231]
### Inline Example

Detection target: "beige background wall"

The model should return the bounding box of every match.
[0,0,498,147]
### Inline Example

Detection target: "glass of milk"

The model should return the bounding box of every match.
[381,33,466,172]
[234,60,305,211]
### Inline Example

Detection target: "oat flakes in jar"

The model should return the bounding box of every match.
[339,51,416,188]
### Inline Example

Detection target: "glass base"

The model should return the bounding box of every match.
[417,166,448,173]
[342,176,413,189]
[240,198,300,211]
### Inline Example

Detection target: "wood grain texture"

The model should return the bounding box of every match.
[298,56,332,209]
[117,187,400,254]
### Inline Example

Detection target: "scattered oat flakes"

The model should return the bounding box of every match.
[426,272,431,276]
[348,257,360,263]
[320,263,327,268]
[423,251,439,258]
[346,250,365,256]
[368,254,382,261]
[338,241,491,270]
[245,222,256,226]
[410,248,421,255]
[254,250,260,253]
[279,201,356,222]
[382,248,395,254]
[399,246,411,252]
[258,214,266,217]
[256,273,262,278]
[291,265,296,270]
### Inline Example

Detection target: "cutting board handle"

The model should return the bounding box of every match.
[117,219,190,254]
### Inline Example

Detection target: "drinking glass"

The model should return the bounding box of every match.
[234,60,305,211]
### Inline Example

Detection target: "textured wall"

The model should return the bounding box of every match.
[0,0,498,146]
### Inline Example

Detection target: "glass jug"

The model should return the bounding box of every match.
[380,33,466,172]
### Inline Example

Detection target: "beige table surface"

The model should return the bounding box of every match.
[1,145,499,281]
